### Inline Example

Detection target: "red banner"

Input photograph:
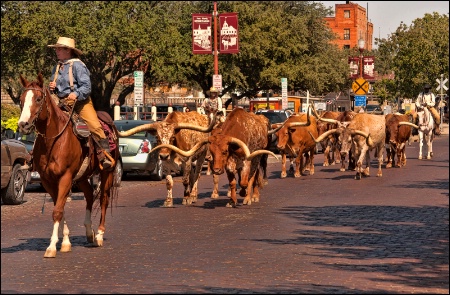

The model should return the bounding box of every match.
[192,14,212,54]
[219,13,239,54]
[348,56,375,80]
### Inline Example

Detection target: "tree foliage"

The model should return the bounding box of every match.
[2,1,349,111]
[375,12,449,101]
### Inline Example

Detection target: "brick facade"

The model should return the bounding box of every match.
[324,1,373,50]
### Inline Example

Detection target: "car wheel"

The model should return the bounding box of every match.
[1,163,27,205]
[150,160,164,181]
[113,158,123,187]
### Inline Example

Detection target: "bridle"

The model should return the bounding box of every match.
[22,85,74,140]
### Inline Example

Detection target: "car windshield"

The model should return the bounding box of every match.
[257,112,288,124]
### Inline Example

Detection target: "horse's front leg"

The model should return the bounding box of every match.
[426,134,433,159]
[44,181,71,258]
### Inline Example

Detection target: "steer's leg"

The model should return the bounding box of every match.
[226,171,238,208]
[280,153,287,178]
[210,174,220,199]
[163,174,174,207]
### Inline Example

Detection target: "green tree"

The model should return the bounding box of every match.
[1,1,351,111]
[376,12,449,100]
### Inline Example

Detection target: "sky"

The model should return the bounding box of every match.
[320,1,449,47]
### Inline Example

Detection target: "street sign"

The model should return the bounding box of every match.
[281,78,288,109]
[134,71,144,105]
[436,77,448,91]
[213,75,222,92]
[354,95,366,107]
[352,77,369,95]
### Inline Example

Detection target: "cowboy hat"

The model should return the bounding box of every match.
[424,83,431,89]
[210,86,219,93]
[48,37,82,56]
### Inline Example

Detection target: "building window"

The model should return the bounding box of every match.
[344,10,350,18]
[344,29,350,40]
[344,45,350,49]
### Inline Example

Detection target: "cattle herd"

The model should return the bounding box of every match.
[118,104,436,208]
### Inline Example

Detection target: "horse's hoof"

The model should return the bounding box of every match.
[418,156,423,160]
[60,243,72,252]
[44,248,57,258]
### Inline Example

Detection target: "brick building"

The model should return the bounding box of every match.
[324,1,374,51]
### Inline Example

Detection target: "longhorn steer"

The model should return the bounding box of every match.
[275,111,315,178]
[315,111,341,166]
[207,108,278,207]
[384,113,417,168]
[118,111,214,207]
[310,113,386,180]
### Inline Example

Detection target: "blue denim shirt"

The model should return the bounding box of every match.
[50,59,91,101]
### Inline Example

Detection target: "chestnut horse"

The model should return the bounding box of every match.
[18,73,120,258]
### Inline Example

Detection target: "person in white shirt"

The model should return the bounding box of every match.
[415,83,441,135]
[201,87,223,120]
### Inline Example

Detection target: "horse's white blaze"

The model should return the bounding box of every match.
[18,90,34,123]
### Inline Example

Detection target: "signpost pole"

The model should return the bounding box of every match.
[213,1,218,76]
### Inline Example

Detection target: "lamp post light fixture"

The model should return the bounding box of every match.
[358,38,365,78]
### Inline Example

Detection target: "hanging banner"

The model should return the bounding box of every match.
[348,56,375,80]
[363,56,375,80]
[192,14,212,54]
[219,13,239,54]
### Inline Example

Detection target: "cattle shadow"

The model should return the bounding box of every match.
[1,235,94,253]
[251,204,449,292]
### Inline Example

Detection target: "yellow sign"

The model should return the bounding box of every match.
[352,78,369,95]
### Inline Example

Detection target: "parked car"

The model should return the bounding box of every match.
[255,109,291,153]
[114,120,164,180]
[15,131,41,185]
[365,104,383,115]
[1,129,31,205]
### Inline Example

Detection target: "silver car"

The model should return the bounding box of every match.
[114,120,164,180]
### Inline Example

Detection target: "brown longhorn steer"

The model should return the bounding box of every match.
[275,111,315,178]
[314,110,341,167]
[118,111,215,207]
[310,113,385,180]
[385,113,417,168]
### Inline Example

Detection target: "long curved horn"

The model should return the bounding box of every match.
[117,122,159,137]
[398,121,419,129]
[268,121,287,135]
[247,149,279,161]
[308,129,338,143]
[148,140,210,157]
[174,115,216,133]
[286,111,311,129]
[310,103,320,119]
[228,137,278,161]
[353,130,374,147]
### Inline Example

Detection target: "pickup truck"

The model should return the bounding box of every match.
[1,130,31,205]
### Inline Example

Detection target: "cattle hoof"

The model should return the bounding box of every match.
[294,173,301,178]
[386,163,392,168]
[162,201,173,207]
[340,168,346,172]
[210,193,219,199]
[252,197,260,203]
[226,201,236,208]
[280,172,287,178]
[323,162,329,167]
[243,198,251,205]
[377,173,382,177]
[418,156,423,160]
[335,160,340,164]
[354,173,361,180]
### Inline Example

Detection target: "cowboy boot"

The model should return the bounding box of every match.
[98,138,113,170]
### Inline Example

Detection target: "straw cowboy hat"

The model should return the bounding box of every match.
[48,37,83,56]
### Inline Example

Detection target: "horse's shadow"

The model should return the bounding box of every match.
[1,235,93,253]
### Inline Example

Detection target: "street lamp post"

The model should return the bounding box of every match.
[358,38,365,78]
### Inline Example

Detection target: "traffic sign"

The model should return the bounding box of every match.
[352,78,369,95]
[354,95,366,107]
[213,75,222,92]
[281,78,288,109]
[134,71,144,104]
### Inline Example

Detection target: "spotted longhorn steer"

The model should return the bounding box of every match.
[384,113,417,168]
[310,113,385,180]
[275,110,315,178]
[118,111,215,207]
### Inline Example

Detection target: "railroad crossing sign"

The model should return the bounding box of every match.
[436,76,448,91]
[352,77,369,95]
